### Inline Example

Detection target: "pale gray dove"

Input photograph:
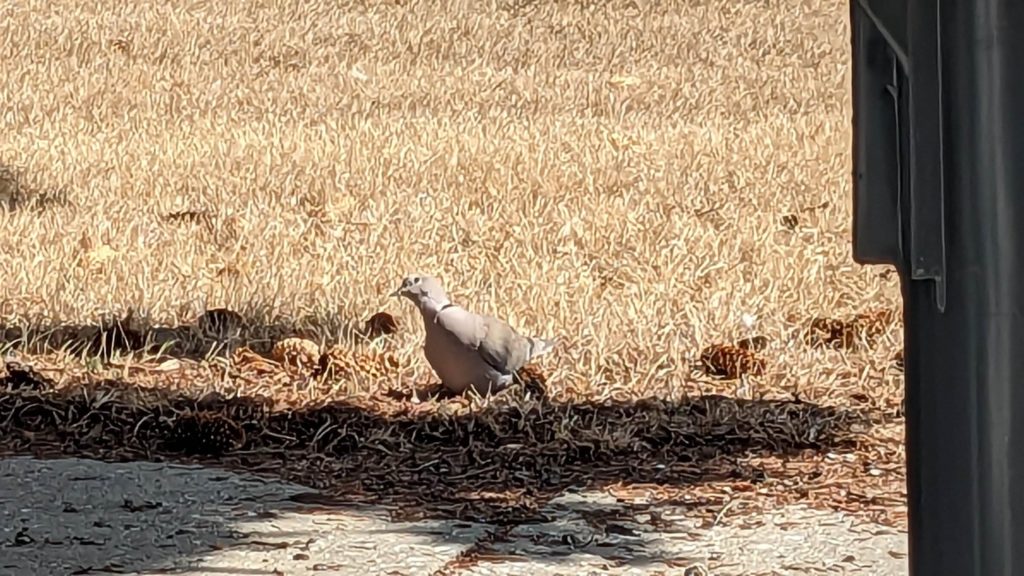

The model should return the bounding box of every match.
[389,274,556,395]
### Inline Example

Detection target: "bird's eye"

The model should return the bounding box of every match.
[412,276,420,284]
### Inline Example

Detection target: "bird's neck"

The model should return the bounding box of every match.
[417,297,452,323]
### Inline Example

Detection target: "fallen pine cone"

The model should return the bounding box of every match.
[363,311,399,339]
[196,307,244,340]
[850,308,899,342]
[271,337,321,372]
[164,412,245,456]
[91,309,145,357]
[803,317,855,350]
[736,335,770,352]
[780,214,799,230]
[230,346,279,375]
[515,363,548,398]
[163,208,212,226]
[315,343,401,382]
[699,344,766,379]
[804,308,899,351]
[0,359,53,391]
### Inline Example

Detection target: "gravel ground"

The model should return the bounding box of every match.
[0,456,907,576]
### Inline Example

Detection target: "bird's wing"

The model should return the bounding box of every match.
[434,306,530,375]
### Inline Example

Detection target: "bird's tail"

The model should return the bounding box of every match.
[527,337,556,361]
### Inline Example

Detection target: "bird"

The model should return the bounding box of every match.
[389,274,556,396]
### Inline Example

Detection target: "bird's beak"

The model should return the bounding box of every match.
[388,287,403,298]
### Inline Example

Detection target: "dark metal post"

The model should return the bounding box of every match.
[851,1,1024,574]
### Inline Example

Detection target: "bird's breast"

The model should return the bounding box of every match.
[422,323,503,391]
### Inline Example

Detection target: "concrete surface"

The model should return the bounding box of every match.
[0,456,908,575]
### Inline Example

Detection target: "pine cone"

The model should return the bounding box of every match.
[196,308,244,340]
[165,412,245,456]
[271,338,321,372]
[735,335,770,352]
[363,312,399,339]
[803,317,855,349]
[515,363,548,398]
[1,360,53,391]
[230,346,278,375]
[90,309,144,356]
[315,344,400,382]
[699,344,766,379]
[850,308,898,342]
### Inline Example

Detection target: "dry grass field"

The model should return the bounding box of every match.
[0,0,907,549]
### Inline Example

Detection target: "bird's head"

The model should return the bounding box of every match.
[389,274,450,308]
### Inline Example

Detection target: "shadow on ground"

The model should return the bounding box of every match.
[0,163,71,213]
[0,305,380,363]
[0,361,875,574]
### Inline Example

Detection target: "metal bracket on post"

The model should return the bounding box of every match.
[904,0,946,311]
[851,0,947,311]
